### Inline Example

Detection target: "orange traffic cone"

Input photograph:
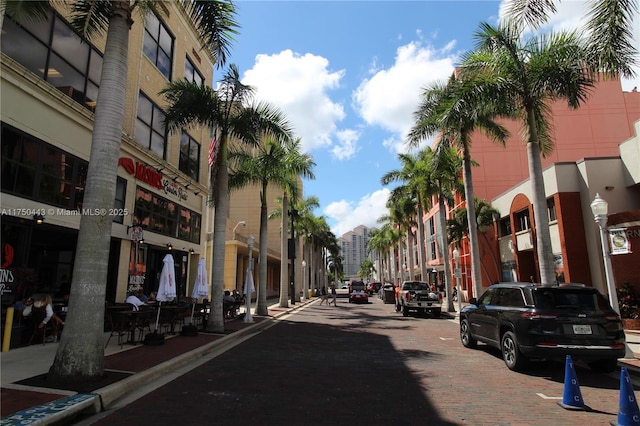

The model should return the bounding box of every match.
[611,367,640,426]
[557,355,586,410]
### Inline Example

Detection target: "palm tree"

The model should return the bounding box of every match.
[448,199,501,284]
[408,72,512,299]
[506,0,638,79]
[381,153,430,281]
[162,66,293,332]
[425,144,464,311]
[462,22,594,284]
[230,137,315,314]
[10,0,239,383]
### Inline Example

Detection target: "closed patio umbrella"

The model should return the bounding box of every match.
[146,253,176,344]
[190,258,209,322]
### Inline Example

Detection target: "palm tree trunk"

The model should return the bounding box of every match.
[462,147,483,299]
[279,196,289,307]
[397,234,405,282]
[407,228,415,280]
[526,111,555,284]
[417,204,428,280]
[438,196,455,312]
[49,4,131,383]
[207,160,229,333]
[255,190,269,315]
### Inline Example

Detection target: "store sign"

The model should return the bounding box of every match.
[118,158,188,201]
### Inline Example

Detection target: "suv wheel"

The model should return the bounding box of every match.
[501,331,528,371]
[588,359,618,373]
[460,319,477,348]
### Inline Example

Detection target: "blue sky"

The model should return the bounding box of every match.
[225,0,640,237]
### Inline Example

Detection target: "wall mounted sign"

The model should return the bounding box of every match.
[118,158,188,202]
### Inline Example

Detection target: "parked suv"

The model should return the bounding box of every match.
[459,282,625,372]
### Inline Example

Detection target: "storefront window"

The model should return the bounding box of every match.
[134,186,201,243]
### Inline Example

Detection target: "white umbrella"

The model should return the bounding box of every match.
[155,253,176,331]
[190,258,209,322]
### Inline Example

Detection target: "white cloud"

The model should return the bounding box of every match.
[332,129,360,160]
[325,188,390,236]
[352,40,458,153]
[242,50,347,152]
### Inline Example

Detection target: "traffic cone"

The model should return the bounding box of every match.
[611,367,640,426]
[557,355,586,410]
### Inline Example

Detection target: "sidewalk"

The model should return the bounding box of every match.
[1,299,313,425]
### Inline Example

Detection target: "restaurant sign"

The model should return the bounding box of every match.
[118,158,188,201]
[609,228,631,255]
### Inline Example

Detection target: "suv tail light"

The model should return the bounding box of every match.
[404,292,412,301]
[521,312,558,320]
[604,313,621,321]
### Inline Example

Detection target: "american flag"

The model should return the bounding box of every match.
[208,133,217,168]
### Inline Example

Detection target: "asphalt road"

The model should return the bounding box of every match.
[81,296,627,425]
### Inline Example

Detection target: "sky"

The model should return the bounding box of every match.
[225,0,640,238]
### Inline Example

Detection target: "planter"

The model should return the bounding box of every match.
[622,319,640,331]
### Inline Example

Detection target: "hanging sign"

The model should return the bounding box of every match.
[609,228,630,255]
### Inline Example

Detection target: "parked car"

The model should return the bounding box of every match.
[459,282,626,372]
[367,282,382,296]
[349,281,369,303]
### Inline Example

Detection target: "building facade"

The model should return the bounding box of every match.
[1,4,215,311]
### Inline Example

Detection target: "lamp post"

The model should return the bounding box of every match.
[590,193,619,314]
[244,235,255,323]
[233,220,246,239]
[453,248,462,315]
[302,260,307,300]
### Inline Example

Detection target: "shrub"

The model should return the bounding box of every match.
[617,283,640,319]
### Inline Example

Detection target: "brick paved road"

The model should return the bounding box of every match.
[84,298,625,425]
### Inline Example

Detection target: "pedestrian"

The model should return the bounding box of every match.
[319,286,327,305]
[328,284,337,306]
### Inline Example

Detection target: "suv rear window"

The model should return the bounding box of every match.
[533,289,611,311]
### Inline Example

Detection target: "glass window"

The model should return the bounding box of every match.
[499,217,512,237]
[1,123,87,208]
[113,177,127,224]
[184,57,204,85]
[135,92,167,158]
[1,8,101,111]
[179,132,200,181]
[478,288,495,305]
[133,186,201,243]
[515,209,530,232]
[547,197,557,222]
[143,13,173,80]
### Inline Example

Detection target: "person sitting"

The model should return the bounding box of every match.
[23,294,55,326]
[223,290,238,318]
[125,292,146,310]
[147,291,157,303]
[136,289,148,303]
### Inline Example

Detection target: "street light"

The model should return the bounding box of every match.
[590,193,619,314]
[244,235,255,323]
[233,220,246,239]
[453,248,462,315]
[302,260,307,300]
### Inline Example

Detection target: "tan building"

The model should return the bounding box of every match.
[0,4,220,309]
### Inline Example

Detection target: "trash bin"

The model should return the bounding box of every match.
[383,289,396,304]
[308,289,313,299]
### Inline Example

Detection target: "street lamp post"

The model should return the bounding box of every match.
[453,248,462,315]
[233,220,246,239]
[590,193,619,314]
[244,235,255,323]
[302,260,307,300]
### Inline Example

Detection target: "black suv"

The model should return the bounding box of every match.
[459,282,626,372]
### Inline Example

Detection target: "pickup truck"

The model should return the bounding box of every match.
[398,281,442,317]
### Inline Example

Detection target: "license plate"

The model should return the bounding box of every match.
[573,325,592,335]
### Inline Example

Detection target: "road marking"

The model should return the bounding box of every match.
[440,337,453,340]
[536,393,562,400]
